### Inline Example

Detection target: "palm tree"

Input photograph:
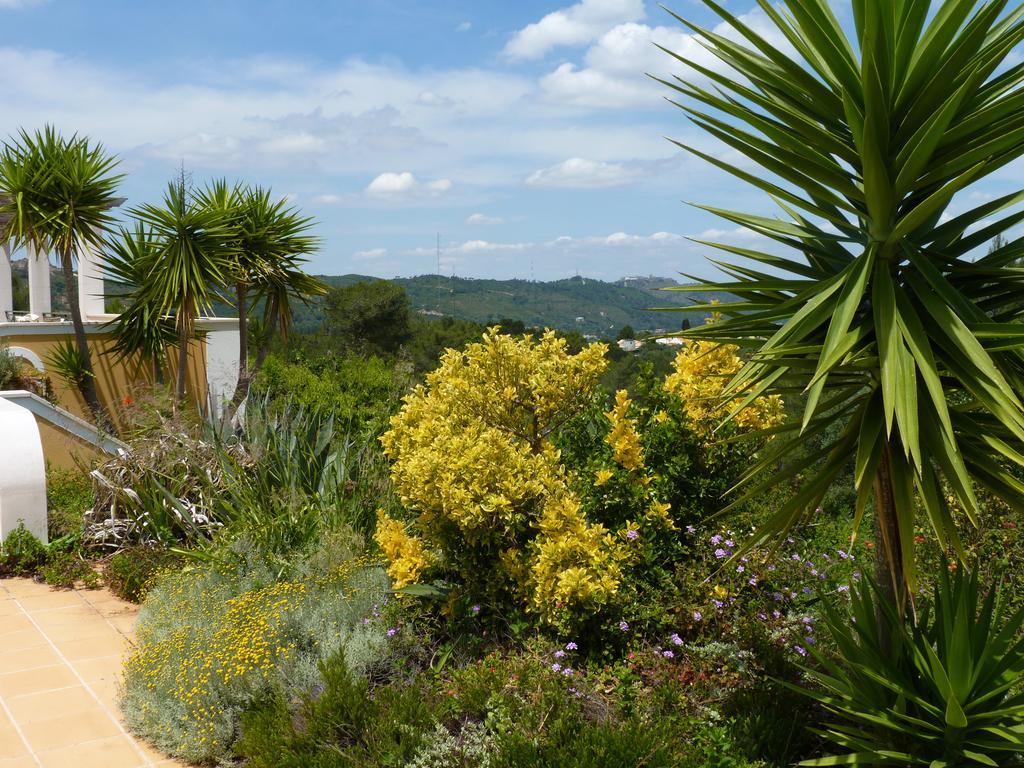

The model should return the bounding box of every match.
[194,181,322,414]
[129,180,235,407]
[660,1,1024,616]
[101,224,178,385]
[0,126,123,426]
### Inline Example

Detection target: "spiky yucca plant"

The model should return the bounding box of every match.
[660,0,1024,611]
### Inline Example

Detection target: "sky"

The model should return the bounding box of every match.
[0,0,1019,281]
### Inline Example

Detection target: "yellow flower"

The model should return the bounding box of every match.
[374,514,432,589]
[594,468,614,486]
[605,389,644,470]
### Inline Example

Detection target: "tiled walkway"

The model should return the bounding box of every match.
[0,578,184,767]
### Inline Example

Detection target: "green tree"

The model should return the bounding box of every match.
[128,180,235,407]
[324,280,412,354]
[617,324,636,341]
[0,126,123,426]
[102,224,178,385]
[662,0,1024,616]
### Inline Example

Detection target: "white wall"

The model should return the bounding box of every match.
[200,321,240,419]
[0,397,47,544]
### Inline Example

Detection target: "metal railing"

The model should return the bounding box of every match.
[3,310,72,322]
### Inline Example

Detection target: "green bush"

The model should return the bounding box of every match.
[120,540,390,764]
[37,543,100,589]
[0,524,47,576]
[799,565,1024,766]
[46,467,93,539]
[104,546,182,603]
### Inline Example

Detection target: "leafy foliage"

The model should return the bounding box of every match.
[323,278,413,355]
[660,0,1024,598]
[800,565,1024,766]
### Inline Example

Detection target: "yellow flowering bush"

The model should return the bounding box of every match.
[663,332,785,438]
[606,389,644,470]
[379,328,642,630]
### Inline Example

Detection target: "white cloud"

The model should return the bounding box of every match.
[456,21,472,32]
[365,171,453,199]
[0,0,44,7]
[503,0,644,60]
[367,171,418,195]
[354,247,388,260]
[525,157,644,188]
[466,212,503,225]
[540,10,795,108]
[311,193,344,204]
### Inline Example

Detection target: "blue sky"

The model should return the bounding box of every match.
[0,0,1017,280]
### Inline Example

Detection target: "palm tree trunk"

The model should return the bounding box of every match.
[872,441,906,650]
[252,293,280,374]
[227,281,249,412]
[175,296,193,407]
[59,246,113,431]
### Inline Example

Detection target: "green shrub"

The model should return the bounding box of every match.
[104,546,182,603]
[799,565,1024,766]
[37,545,100,589]
[0,524,47,576]
[120,544,390,764]
[46,467,93,539]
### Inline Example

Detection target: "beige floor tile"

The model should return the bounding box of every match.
[0,618,33,638]
[69,656,122,684]
[40,621,121,644]
[5,686,96,724]
[37,734,145,768]
[0,647,61,677]
[55,635,128,662]
[106,615,139,637]
[0,757,39,768]
[0,718,30,761]
[0,665,79,699]
[13,592,82,613]
[0,631,47,655]
[24,606,97,628]
[0,579,45,598]
[21,708,123,753]
[0,602,22,621]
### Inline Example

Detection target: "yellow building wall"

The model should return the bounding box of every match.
[34,416,104,471]
[6,328,208,434]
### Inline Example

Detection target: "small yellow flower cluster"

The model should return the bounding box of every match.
[529,494,623,629]
[374,514,432,588]
[605,389,644,470]
[664,327,785,437]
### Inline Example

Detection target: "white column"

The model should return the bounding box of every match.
[76,232,105,319]
[0,243,11,321]
[27,243,51,317]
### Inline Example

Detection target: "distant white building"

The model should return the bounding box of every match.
[617,339,643,352]
[655,337,685,347]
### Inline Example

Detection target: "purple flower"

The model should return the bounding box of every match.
[386,628,398,638]
[837,584,850,593]
[711,534,723,545]
[714,548,728,559]
[772,610,781,619]
[837,549,849,560]
[626,529,639,540]
[562,667,574,677]
[802,616,813,625]
[693,610,703,621]
[551,662,562,672]
[794,645,808,657]
[767,564,776,572]
[773,592,784,602]
[805,636,816,645]
[554,650,565,659]
[471,604,481,615]
[670,633,683,646]
[618,620,629,631]
[757,613,767,621]
[802,586,812,595]
[725,539,734,547]
[791,553,801,561]
[810,569,818,577]
[748,577,758,587]
[686,525,696,534]
[662,650,675,659]
[362,618,371,626]
[736,565,745,573]
[712,599,724,609]
[566,641,578,651]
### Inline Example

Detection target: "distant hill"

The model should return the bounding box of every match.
[9,258,721,339]
[296,274,720,337]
